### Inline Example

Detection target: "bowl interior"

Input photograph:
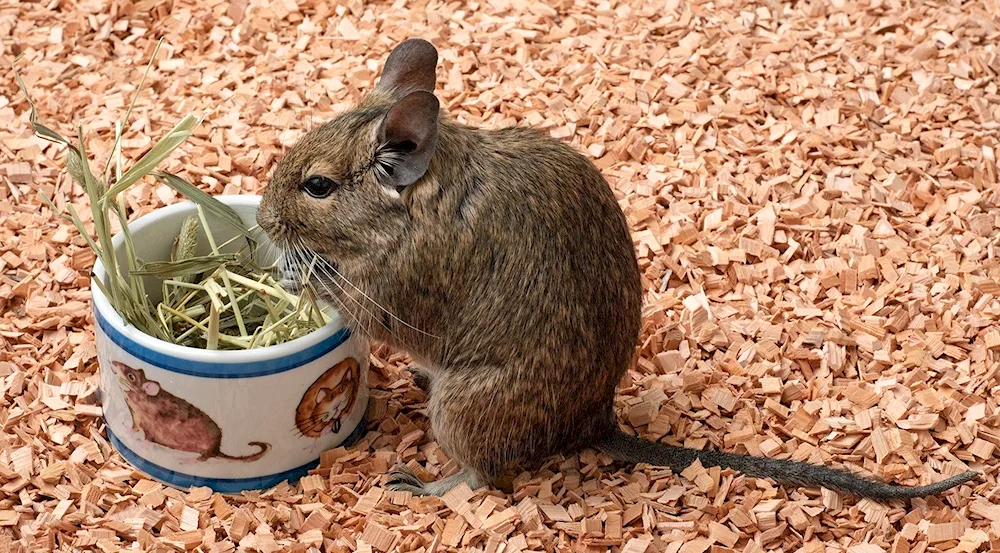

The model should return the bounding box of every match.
[108,197,272,304]
[92,195,352,369]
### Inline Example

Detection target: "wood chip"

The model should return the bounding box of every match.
[359,521,398,552]
[928,522,969,544]
[4,0,998,551]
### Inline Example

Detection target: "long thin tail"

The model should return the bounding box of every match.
[599,429,978,502]
[216,441,270,462]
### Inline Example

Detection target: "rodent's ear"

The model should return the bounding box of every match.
[142,382,161,396]
[375,90,441,190]
[376,38,438,95]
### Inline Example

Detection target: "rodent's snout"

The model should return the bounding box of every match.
[256,199,301,250]
[255,204,277,236]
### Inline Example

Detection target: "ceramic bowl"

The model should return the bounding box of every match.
[92,195,369,493]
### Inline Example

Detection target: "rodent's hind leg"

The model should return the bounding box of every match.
[385,464,485,497]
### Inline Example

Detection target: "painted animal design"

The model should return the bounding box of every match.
[294,357,362,438]
[111,361,270,462]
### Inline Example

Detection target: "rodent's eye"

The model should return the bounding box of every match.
[128,374,136,382]
[301,175,338,199]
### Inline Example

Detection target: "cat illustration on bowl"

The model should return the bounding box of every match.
[294,357,362,438]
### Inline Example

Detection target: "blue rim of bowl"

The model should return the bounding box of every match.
[107,408,369,494]
[90,195,358,379]
[95,306,353,378]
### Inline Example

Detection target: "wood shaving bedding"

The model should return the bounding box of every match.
[1,0,999,551]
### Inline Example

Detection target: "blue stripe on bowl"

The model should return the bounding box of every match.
[107,411,369,494]
[95,308,352,379]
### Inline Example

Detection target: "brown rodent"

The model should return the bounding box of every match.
[111,361,269,463]
[257,39,978,502]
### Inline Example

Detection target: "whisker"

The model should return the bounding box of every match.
[287,239,434,358]
[261,241,283,278]
[301,258,378,341]
[297,412,335,425]
[309,249,440,339]
[307,255,411,346]
[294,414,330,429]
[291,239,390,340]
[302,414,341,433]
[309,259,437,358]
[311,274,378,341]
[298,422,328,436]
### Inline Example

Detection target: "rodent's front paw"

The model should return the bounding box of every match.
[278,274,304,295]
[276,254,305,294]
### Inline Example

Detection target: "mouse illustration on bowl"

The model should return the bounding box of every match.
[294,357,362,438]
[111,361,270,464]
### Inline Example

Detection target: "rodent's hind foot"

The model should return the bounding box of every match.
[386,464,425,493]
[406,367,431,393]
[385,465,485,497]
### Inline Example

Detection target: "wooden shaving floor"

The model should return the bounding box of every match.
[2,0,1000,551]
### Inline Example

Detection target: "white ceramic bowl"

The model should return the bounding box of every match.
[92,195,369,493]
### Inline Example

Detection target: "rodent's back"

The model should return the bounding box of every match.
[467,125,641,369]
[401,122,643,453]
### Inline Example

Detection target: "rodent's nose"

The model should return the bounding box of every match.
[256,208,274,234]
